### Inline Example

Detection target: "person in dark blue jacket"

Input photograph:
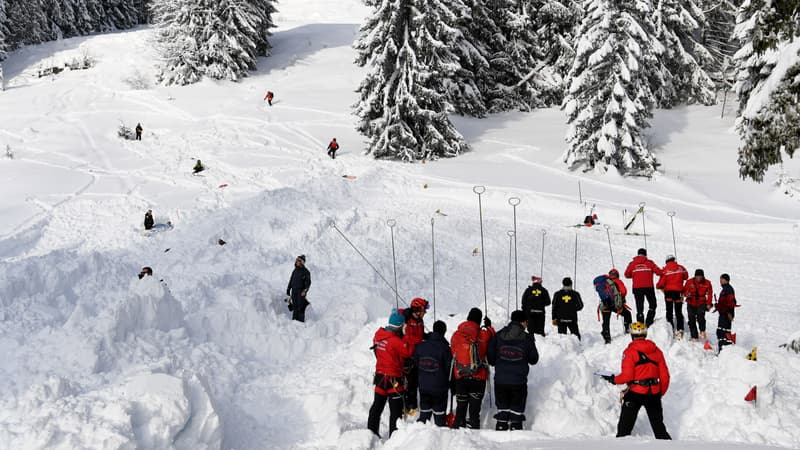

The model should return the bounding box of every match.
[487,310,539,430]
[286,255,311,322]
[412,320,452,426]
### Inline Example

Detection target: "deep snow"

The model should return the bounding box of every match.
[1,3,799,450]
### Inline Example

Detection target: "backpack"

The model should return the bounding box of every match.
[453,332,482,378]
[594,275,624,311]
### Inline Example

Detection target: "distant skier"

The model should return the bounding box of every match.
[399,297,430,414]
[264,90,274,106]
[583,213,598,227]
[714,273,737,351]
[624,248,663,326]
[600,322,671,439]
[144,209,154,230]
[682,269,713,341]
[656,255,689,339]
[521,275,550,337]
[594,269,633,344]
[368,309,413,438]
[412,320,451,426]
[286,255,311,322]
[138,266,153,279]
[450,308,495,429]
[487,310,539,431]
[135,123,143,140]
[193,159,205,174]
[552,277,583,340]
[327,138,339,159]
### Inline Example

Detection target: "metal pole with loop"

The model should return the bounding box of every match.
[387,219,400,310]
[540,229,547,278]
[508,197,521,310]
[506,230,515,320]
[604,224,615,268]
[639,202,647,249]
[573,233,578,285]
[431,217,437,321]
[473,186,488,316]
[667,211,677,258]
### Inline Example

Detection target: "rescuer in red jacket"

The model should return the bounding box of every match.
[367,309,414,437]
[450,307,495,429]
[656,255,689,339]
[682,269,713,341]
[398,297,429,414]
[624,248,664,327]
[601,322,671,439]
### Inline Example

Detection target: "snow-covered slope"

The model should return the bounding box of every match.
[1,5,799,450]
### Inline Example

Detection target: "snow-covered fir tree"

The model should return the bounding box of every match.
[449,0,497,117]
[734,0,800,182]
[530,0,583,86]
[700,0,740,83]
[354,0,468,161]
[562,0,661,175]
[0,0,5,91]
[653,0,717,105]
[152,0,276,86]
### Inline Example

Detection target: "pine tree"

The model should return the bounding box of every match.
[562,0,661,175]
[531,0,583,83]
[654,0,717,105]
[153,0,276,86]
[700,0,739,83]
[354,0,467,161]
[450,0,497,117]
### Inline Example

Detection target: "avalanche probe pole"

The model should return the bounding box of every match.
[540,229,547,278]
[507,230,515,320]
[474,186,489,316]
[387,219,400,310]
[573,233,578,285]
[431,217,437,321]
[639,202,647,249]
[509,197,521,309]
[604,224,615,268]
[667,211,677,258]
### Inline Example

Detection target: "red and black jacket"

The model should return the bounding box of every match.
[656,261,688,292]
[683,278,713,307]
[624,255,663,288]
[613,338,670,396]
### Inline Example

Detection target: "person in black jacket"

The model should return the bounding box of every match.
[520,275,551,337]
[144,209,154,230]
[412,320,451,426]
[487,310,539,430]
[286,255,311,322]
[552,277,584,340]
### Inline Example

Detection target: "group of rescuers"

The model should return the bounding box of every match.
[368,248,737,440]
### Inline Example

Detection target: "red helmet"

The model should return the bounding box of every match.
[410,297,430,310]
[609,269,620,279]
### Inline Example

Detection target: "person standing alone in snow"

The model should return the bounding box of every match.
[715,273,737,351]
[521,275,550,337]
[144,209,154,230]
[683,269,713,341]
[656,255,688,339]
[624,248,663,326]
[135,123,143,140]
[327,138,339,159]
[552,277,584,340]
[412,320,451,426]
[487,310,539,430]
[264,90,274,106]
[368,309,413,437]
[286,255,311,322]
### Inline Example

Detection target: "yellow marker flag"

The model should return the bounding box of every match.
[747,347,758,361]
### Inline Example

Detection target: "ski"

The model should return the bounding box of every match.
[623,206,644,231]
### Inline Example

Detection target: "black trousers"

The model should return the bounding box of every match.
[527,312,546,337]
[617,390,671,439]
[687,304,707,339]
[601,308,632,342]
[557,320,581,340]
[633,287,658,326]
[494,384,527,430]
[404,363,418,410]
[717,313,734,351]
[418,391,448,426]
[328,148,337,159]
[291,295,308,322]
[454,378,486,429]
[367,391,403,437]
[663,291,684,331]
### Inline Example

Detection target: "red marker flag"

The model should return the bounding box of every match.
[744,386,757,402]
[703,340,712,350]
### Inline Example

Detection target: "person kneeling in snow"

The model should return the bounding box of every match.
[412,320,451,426]
[193,159,205,174]
[368,309,414,437]
[601,322,671,439]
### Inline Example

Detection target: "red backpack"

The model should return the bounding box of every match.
[452,331,482,378]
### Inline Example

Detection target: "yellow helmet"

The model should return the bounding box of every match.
[630,322,648,336]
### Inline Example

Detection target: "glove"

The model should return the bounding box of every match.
[552,319,558,326]
[483,317,492,328]
[601,374,615,384]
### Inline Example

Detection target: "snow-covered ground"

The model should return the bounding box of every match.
[1,3,800,449]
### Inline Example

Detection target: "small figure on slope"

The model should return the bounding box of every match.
[193,159,205,174]
[450,308,495,429]
[656,255,688,339]
[367,309,414,438]
[552,277,584,340]
[714,273,737,351]
[327,138,339,159]
[624,248,664,326]
[144,209,154,230]
[264,90,274,106]
[135,123,143,140]
[399,297,429,414]
[521,275,551,337]
[487,310,539,430]
[138,266,153,279]
[412,320,451,427]
[600,322,671,439]
[682,269,713,342]
[286,255,311,322]
[594,269,633,344]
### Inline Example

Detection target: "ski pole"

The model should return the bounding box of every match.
[604,224,615,268]
[667,211,677,258]
[509,197,521,310]
[639,202,647,249]
[387,219,400,310]
[507,230,515,320]
[431,217,437,322]
[540,229,547,279]
[331,221,407,306]
[573,232,578,285]
[474,186,488,316]
[578,181,583,205]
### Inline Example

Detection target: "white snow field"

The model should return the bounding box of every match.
[1,3,800,450]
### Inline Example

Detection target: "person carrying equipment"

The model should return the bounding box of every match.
[594,269,633,343]
[450,307,495,429]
